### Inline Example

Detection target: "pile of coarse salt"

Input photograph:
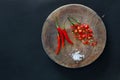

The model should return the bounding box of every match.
[71,51,85,61]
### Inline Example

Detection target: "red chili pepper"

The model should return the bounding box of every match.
[55,17,65,48]
[62,29,73,45]
[57,28,65,48]
[55,34,61,55]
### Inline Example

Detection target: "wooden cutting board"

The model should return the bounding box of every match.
[41,4,106,68]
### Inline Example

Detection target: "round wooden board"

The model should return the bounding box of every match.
[41,4,106,68]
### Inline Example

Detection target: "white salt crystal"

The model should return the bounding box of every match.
[102,14,105,18]
[71,51,85,61]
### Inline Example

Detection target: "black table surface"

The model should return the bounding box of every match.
[0,0,120,80]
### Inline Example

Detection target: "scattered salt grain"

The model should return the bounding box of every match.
[71,51,85,61]
[102,14,105,18]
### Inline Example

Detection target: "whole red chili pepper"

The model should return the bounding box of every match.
[61,20,73,45]
[62,29,73,45]
[56,17,65,48]
[57,28,65,48]
[55,34,61,55]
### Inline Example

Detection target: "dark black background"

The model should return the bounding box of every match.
[0,0,120,80]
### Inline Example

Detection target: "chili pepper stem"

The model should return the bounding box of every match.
[55,17,59,28]
[63,21,66,29]
[68,16,81,24]
[67,17,74,25]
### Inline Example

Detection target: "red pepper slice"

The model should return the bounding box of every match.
[91,41,97,46]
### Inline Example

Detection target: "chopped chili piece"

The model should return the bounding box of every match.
[82,40,89,45]
[91,41,97,46]
[84,24,89,29]
[74,29,78,33]
[88,28,93,33]
[77,26,81,30]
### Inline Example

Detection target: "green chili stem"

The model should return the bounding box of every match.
[55,17,59,28]
[68,16,81,24]
[62,20,67,29]
[67,17,75,25]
